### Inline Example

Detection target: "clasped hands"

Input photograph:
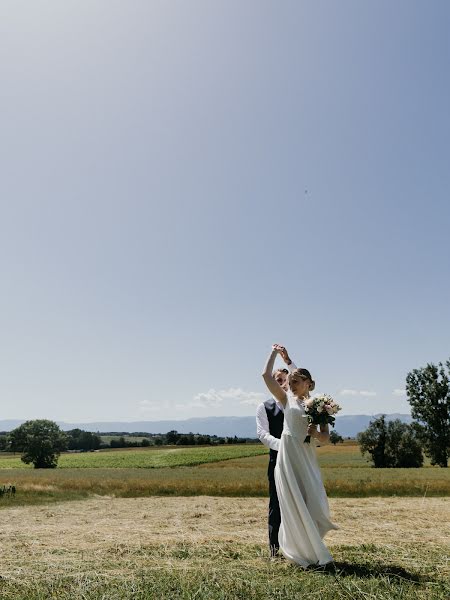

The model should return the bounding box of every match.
[272,343,291,365]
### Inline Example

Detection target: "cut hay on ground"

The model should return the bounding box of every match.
[0,496,448,577]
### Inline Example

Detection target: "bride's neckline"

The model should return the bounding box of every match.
[289,393,308,407]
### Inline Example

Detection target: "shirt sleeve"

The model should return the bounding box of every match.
[256,402,281,452]
[288,361,297,372]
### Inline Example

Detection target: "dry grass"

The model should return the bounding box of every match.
[1,452,448,507]
[0,497,448,599]
[0,497,448,569]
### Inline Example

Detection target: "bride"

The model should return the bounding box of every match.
[262,344,337,568]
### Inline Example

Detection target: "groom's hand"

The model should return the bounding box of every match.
[277,345,292,366]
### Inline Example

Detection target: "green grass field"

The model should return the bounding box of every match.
[0,541,447,600]
[0,444,448,508]
[0,444,267,468]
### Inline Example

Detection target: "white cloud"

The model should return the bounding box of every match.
[192,387,266,408]
[339,389,377,397]
[138,400,160,413]
[393,389,407,397]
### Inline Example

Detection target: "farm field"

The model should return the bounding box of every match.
[0,444,449,508]
[0,444,268,469]
[0,496,448,599]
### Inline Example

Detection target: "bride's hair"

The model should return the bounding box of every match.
[289,368,315,391]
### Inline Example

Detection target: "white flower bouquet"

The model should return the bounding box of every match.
[303,394,341,443]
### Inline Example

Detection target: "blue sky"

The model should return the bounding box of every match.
[1,1,449,422]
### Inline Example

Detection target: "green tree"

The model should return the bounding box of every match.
[166,430,180,445]
[67,429,101,451]
[357,415,423,468]
[358,415,387,467]
[329,430,344,445]
[8,420,68,468]
[406,361,450,467]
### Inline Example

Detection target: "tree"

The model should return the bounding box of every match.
[329,430,344,445]
[406,361,450,467]
[0,435,8,451]
[67,429,101,451]
[357,415,387,467]
[166,430,180,445]
[8,420,68,468]
[357,415,423,468]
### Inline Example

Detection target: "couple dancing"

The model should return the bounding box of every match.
[256,344,337,568]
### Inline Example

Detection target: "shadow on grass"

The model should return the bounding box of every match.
[311,561,422,583]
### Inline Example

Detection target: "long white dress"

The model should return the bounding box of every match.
[274,392,338,567]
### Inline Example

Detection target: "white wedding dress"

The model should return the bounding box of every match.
[274,391,338,567]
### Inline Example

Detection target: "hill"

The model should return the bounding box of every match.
[0,413,412,438]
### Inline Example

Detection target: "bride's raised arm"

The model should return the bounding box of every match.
[262,346,288,407]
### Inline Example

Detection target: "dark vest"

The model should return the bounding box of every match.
[264,398,284,463]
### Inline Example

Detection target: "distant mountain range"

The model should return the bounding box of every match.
[0,414,413,439]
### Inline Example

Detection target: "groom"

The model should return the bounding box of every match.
[256,344,297,557]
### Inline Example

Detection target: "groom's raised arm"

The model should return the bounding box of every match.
[277,345,297,373]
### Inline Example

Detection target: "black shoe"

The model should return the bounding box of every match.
[270,546,279,557]
[269,547,283,560]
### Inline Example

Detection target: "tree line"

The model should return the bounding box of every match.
[107,431,254,448]
[0,425,257,468]
[1,359,448,469]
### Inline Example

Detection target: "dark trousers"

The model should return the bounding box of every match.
[268,458,281,555]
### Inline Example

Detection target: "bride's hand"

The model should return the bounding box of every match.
[272,344,282,353]
[307,424,318,438]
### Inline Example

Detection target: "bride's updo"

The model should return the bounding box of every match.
[289,368,315,391]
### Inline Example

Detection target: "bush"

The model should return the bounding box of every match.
[330,431,344,445]
[357,415,423,468]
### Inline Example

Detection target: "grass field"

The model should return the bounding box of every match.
[0,496,448,599]
[0,444,448,508]
[0,444,449,598]
[0,444,267,469]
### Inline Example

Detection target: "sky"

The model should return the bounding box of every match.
[1,1,449,423]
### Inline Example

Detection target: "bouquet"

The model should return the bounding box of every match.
[303,394,341,443]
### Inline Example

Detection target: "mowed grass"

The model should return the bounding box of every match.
[0,542,448,600]
[0,496,448,600]
[0,444,449,507]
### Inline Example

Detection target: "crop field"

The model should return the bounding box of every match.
[0,496,448,599]
[0,444,449,508]
[0,444,267,469]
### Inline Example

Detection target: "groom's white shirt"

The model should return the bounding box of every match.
[256,362,297,452]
